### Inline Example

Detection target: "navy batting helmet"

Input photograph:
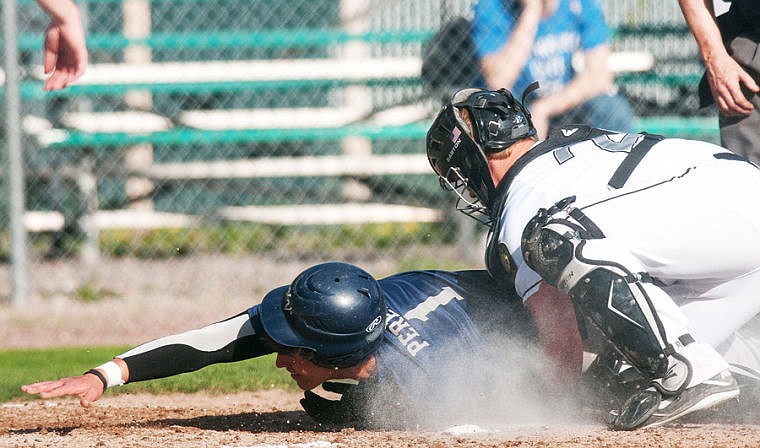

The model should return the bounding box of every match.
[258,262,387,368]
[426,84,538,224]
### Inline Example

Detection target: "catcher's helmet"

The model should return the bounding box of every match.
[259,262,387,368]
[426,85,538,224]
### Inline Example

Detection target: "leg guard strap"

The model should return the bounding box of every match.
[522,199,691,390]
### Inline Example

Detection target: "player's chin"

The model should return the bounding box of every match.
[293,376,320,391]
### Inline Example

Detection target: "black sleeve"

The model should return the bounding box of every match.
[119,310,273,383]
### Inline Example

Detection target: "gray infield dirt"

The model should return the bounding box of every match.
[2,254,759,447]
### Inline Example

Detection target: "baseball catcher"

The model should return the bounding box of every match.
[426,86,760,429]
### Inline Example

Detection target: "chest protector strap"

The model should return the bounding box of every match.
[607,133,664,189]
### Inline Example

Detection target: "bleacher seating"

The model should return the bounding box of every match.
[16,15,443,231]
[10,1,719,234]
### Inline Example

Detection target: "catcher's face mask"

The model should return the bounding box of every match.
[426,89,498,225]
[426,85,539,226]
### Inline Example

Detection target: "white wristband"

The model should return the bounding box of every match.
[96,361,125,388]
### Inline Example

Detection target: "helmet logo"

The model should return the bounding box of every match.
[365,315,383,333]
[283,291,293,313]
[511,122,528,138]
[446,130,462,163]
[450,127,461,143]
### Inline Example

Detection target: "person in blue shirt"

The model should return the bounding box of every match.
[21,262,539,428]
[471,0,632,138]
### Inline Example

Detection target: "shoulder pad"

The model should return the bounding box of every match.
[543,125,616,146]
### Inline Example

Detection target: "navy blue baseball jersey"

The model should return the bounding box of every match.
[373,271,527,403]
[120,270,526,378]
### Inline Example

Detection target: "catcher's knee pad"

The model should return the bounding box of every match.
[522,198,683,385]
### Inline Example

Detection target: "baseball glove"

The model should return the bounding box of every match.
[300,381,367,426]
[300,377,410,429]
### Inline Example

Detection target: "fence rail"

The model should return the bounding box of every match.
[1,0,717,305]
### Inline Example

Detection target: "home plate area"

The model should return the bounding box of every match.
[2,390,760,448]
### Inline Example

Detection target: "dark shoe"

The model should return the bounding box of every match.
[609,369,739,430]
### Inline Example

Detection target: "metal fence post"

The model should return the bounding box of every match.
[2,0,29,305]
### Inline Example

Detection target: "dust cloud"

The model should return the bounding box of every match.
[365,332,589,430]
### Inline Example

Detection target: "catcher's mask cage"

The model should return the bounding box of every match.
[259,262,387,369]
[426,84,539,225]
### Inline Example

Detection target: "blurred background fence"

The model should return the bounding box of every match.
[0,0,719,306]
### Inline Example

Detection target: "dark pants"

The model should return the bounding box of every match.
[719,33,760,164]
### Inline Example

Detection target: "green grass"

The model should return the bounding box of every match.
[97,222,451,258]
[1,221,453,261]
[0,347,296,403]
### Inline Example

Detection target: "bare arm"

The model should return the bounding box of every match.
[678,0,758,116]
[525,281,584,385]
[529,44,614,138]
[22,311,270,407]
[35,0,88,91]
[480,0,543,90]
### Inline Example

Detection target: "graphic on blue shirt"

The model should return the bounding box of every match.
[371,271,500,404]
[472,0,609,96]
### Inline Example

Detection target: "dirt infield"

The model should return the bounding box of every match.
[3,390,760,448]
[3,254,760,447]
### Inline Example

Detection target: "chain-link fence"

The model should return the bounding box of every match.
[1,0,716,306]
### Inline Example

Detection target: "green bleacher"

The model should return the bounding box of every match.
[8,0,720,229]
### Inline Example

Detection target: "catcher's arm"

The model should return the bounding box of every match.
[525,281,584,384]
[22,310,271,407]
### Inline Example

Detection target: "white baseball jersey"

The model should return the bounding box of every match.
[486,125,760,379]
